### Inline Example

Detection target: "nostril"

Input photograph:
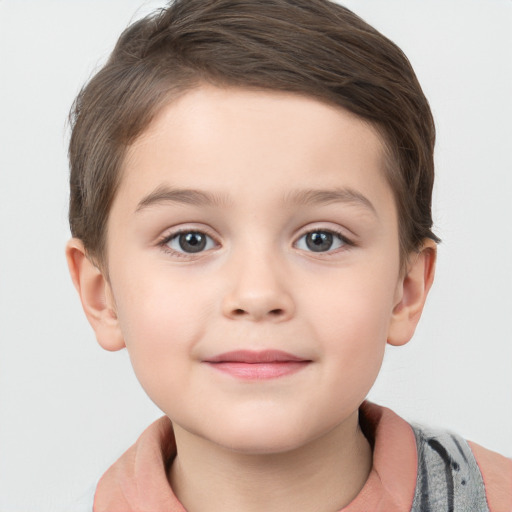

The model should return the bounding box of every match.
[234,308,246,316]
[269,308,284,316]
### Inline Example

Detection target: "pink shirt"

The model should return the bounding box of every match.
[93,402,512,511]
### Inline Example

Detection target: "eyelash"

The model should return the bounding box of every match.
[157,227,354,257]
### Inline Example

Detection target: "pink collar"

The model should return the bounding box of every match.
[94,402,418,512]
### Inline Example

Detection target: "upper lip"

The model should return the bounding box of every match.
[205,350,309,364]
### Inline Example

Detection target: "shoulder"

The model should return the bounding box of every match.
[468,440,512,512]
[410,423,512,512]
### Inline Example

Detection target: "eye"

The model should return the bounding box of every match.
[164,231,217,254]
[295,229,348,253]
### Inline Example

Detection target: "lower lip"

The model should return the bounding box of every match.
[206,361,310,380]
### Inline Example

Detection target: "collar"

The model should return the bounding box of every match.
[94,401,418,512]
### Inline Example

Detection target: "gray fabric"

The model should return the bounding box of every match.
[410,424,489,512]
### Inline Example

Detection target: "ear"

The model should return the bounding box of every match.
[387,239,437,347]
[66,238,125,351]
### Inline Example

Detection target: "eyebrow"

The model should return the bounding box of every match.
[135,184,376,215]
[135,185,231,212]
[284,187,377,215]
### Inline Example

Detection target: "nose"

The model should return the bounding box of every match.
[221,251,295,323]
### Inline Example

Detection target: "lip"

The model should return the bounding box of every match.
[204,350,311,380]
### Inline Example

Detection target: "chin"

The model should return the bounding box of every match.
[203,413,322,455]
[220,430,308,455]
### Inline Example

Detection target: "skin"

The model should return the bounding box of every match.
[67,85,436,512]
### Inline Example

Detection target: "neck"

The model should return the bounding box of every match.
[169,411,372,512]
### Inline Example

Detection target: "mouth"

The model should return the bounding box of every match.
[204,350,311,380]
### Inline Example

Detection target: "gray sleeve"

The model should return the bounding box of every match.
[410,424,489,512]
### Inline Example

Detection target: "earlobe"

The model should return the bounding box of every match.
[387,239,437,347]
[65,238,125,352]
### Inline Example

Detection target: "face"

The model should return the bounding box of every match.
[105,85,403,454]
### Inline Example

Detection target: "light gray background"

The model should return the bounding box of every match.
[0,1,511,510]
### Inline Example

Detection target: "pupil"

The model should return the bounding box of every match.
[179,232,206,253]
[306,231,333,252]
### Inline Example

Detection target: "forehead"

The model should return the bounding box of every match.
[116,85,394,216]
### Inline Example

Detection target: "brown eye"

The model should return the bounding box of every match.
[165,231,215,254]
[305,231,333,252]
[179,232,206,252]
[295,230,347,253]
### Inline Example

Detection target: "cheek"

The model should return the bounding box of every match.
[308,268,397,394]
[114,261,207,336]
[111,267,210,398]
[321,298,388,380]
[307,256,398,340]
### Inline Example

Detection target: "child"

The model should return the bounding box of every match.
[65,0,512,510]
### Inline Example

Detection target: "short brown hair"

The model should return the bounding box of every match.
[69,0,439,268]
